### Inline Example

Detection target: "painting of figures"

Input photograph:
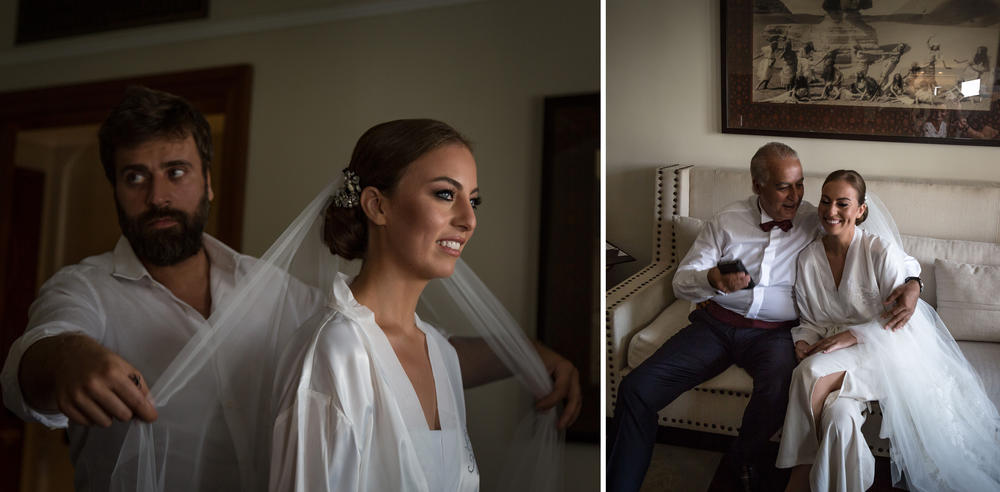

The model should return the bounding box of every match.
[723,0,1000,144]
[752,0,999,111]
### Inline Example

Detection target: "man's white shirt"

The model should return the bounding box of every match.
[0,234,322,491]
[672,196,919,323]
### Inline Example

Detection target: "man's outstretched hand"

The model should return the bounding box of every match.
[450,336,581,429]
[20,333,158,427]
[532,342,582,430]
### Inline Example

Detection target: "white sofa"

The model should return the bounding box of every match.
[607,165,1000,456]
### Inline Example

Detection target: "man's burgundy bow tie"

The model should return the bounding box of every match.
[760,220,793,232]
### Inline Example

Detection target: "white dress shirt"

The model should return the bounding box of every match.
[269,273,478,492]
[0,235,322,491]
[673,196,919,323]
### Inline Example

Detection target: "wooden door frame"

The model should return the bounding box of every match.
[0,63,252,350]
[536,92,600,442]
[0,123,14,326]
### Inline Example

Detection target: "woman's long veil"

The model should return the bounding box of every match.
[421,261,564,491]
[859,193,1000,491]
[110,176,565,491]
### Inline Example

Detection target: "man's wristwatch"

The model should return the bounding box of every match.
[905,276,924,292]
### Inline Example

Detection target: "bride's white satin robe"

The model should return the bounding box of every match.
[269,273,479,491]
[777,229,902,492]
[778,228,1000,492]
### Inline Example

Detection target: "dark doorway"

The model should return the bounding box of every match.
[1,167,45,492]
[536,93,600,442]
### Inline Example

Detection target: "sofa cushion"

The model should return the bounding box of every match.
[900,235,1000,307]
[627,299,753,392]
[935,258,1000,342]
[628,299,693,369]
[672,215,705,262]
[958,341,1000,411]
[695,365,754,393]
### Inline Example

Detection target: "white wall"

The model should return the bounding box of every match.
[608,0,1000,286]
[0,1,599,489]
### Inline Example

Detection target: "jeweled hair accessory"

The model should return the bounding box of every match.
[333,168,361,208]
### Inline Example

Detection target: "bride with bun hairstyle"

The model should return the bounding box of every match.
[108,119,573,492]
[777,170,1000,492]
[268,119,573,491]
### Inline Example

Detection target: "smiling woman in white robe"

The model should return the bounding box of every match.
[778,225,899,492]
[777,170,1000,492]
[268,119,484,491]
[269,273,477,491]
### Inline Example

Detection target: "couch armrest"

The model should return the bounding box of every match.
[606,261,678,415]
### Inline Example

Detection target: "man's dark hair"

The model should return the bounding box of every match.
[98,86,213,184]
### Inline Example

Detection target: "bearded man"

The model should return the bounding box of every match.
[0,86,323,491]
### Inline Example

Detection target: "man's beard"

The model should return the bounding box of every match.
[116,192,211,267]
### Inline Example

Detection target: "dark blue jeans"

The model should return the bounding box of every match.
[607,309,796,492]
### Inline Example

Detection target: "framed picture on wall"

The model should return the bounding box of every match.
[16,0,208,44]
[722,0,1000,146]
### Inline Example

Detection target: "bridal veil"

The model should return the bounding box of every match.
[109,174,565,491]
[858,193,1000,491]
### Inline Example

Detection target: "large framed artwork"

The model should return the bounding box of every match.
[722,0,1000,146]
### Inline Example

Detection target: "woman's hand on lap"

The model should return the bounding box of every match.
[806,331,857,356]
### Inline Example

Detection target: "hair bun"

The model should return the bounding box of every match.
[323,202,367,260]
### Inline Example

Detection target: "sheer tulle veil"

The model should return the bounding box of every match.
[109,172,565,491]
[858,193,1000,491]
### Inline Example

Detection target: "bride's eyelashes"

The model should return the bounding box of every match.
[819,197,853,208]
[433,189,482,210]
[434,189,455,201]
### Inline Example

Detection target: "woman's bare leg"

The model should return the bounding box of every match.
[811,371,846,436]
[784,370,847,492]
